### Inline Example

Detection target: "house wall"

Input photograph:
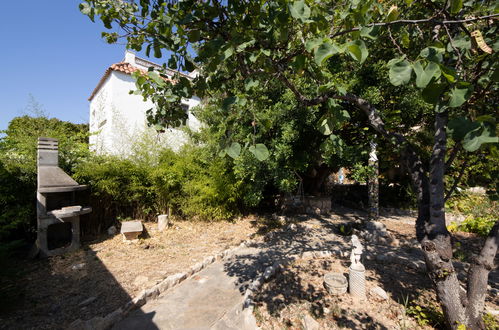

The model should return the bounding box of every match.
[89,70,201,156]
[89,75,113,154]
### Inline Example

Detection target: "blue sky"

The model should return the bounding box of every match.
[0,1,142,132]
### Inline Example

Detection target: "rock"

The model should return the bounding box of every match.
[144,287,160,299]
[301,314,320,330]
[71,263,86,271]
[366,221,386,232]
[272,214,287,226]
[132,291,147,308]
[301,251,314,259]
[370,286,389,300]
[107,225,117,236]
[133,275,149,288]
[158,214,169,232]
[79,296,97,307]
[465,186,486,195]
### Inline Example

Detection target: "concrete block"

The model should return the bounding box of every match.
[158,214,169,231]
[120,220,143,241]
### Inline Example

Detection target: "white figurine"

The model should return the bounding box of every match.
[350,234,364,268]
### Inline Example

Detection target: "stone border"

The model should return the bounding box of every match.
[68,237,260,330]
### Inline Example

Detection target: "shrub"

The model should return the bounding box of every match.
[158,146,240,220]
[73,155,156,231]
[446,192,497,237]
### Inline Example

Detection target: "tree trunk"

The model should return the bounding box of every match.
[368,139,379,220]
[337,94,498,329]
[465,220,499,328]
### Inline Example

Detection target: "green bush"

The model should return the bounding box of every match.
[446,193,498,237]
[74,145,240,224]
[73,155,156,228]
[154,146,240,220]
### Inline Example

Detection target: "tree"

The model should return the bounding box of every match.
[80,0,498,327]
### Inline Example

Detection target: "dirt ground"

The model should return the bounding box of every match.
[1,210,497,330]
[0,216,263,330]
[253,213,499,330]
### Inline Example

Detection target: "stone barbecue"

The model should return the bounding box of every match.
[36,137,92,257]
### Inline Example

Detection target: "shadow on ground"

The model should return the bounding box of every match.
[0,234,158,330]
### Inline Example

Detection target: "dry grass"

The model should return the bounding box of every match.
[0,216,262,330]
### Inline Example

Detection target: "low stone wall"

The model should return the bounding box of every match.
[282,196,332,215]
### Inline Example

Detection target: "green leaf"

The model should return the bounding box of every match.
[305,38,323,52]
[447,117,480,141]
[147,71,164,86]
[237,97,247,106]
[222,96,237,110]
[289,0,311,22]
[292,54,306,71]
[347,40,368,64]
[315,41,341,65]
[336,85,347,95]
[389,59,412,86]
[319,118,334,135]
[168,55,178,69]
[450,0,463,14]
[420,47,443,63]
[79,2,91,15]
[386,5,399,22]
[184,58,195,72]
[249,52,259,63]
[221,46,234,60]
[237,40,256,52]
[440,65,457,83]
[188,30,201,42]
[462,122,498,152]
[422,83,446,104]
[249,144,270,161]
[226,142,241,159]
[413,61,441,88]
[244,79,260,91]
[360,26,379,40]
[261,49,271,56]
[153,41,162,58]
[448,86,472,107]
[329,134,344,149]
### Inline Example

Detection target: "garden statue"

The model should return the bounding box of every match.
[349,234,366,299]
[350,234,364,270]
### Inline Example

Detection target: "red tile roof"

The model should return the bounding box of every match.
[88,62,146,101]
[88,62,176,101]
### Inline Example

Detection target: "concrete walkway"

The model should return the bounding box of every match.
[113,216,347,330]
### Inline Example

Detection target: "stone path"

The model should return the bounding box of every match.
[113,216,348,330]
[112,211,499,329]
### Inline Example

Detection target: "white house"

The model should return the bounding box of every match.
[88,51,201,155]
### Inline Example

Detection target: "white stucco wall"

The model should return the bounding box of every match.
[89,75,113,154]
[89,70,202,156]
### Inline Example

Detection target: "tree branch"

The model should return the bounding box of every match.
[445,144,462,173]
[445,159,468,202]
[330,14,499,38]
[466,220,499,327]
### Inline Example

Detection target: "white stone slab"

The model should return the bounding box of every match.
[121,220,143,234]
